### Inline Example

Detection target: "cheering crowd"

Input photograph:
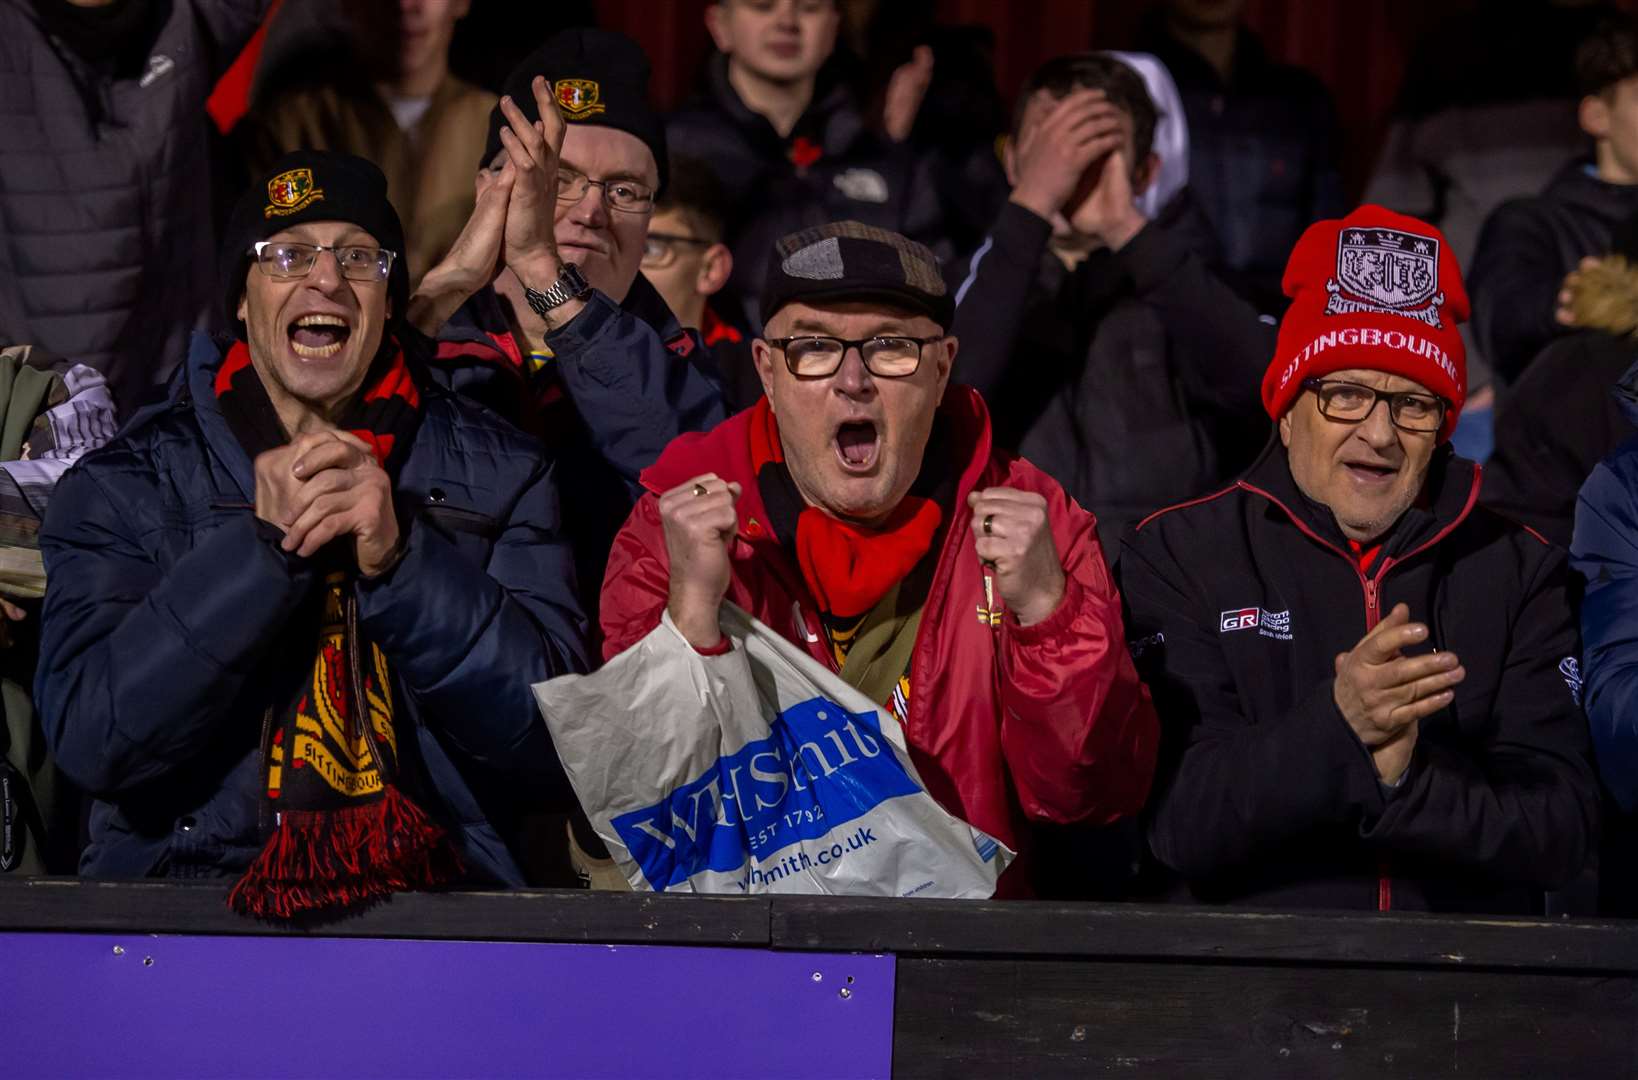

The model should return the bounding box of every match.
[2,0,1637,919]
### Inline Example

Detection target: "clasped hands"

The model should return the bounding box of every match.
[254,430,402,578]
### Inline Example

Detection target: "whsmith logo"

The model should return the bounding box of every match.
[1220,607,1292,640]
[611,697,918,890]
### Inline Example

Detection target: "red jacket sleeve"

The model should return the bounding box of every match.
[599,494,673,663]
[996,489,1159,825]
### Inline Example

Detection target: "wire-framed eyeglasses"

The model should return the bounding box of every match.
[251,241,396,282]
[557,167,655,214]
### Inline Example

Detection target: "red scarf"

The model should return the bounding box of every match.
[749,398,943,620]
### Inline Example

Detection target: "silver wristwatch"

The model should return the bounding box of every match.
[523,263,592,320]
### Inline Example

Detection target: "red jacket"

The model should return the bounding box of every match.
[600,386,1159,892]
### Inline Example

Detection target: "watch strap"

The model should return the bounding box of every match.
[524,263,591,319]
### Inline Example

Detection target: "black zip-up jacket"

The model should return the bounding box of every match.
[950,197,1273,550]
[1118,443,1598,913]
[667,54,982,330]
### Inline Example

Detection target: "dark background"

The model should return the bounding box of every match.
[587,0,1638,198]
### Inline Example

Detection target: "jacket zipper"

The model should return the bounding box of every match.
[345,591,395,787]
[257,706,276,836]
[1237,469,1482,913]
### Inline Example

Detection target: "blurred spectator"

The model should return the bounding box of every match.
[34,152,587,912]
[1136,0,1344,317]
[0,345,118,876]
[600,222,1159,897]
[1125,206,1598,913]
[408,30,726,621]
[950,53,1271,550]
[249,0,595,101]
[240,0,494,287]
[0,0,272,417]
[643,155,760,410]
[1484,212,1638,546]
[840,0,1011,270]
[1367,0,1620,403]
[1469,13,1638,387]
[668,0,976,330]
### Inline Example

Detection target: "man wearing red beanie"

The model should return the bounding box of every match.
[1119,206,1598,913]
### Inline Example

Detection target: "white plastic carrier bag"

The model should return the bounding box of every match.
[532,603,1012,896]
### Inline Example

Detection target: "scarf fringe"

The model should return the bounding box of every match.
[228,785,463,920]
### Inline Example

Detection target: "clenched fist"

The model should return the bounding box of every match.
[968,487,1066,627]
[660,473,742,650]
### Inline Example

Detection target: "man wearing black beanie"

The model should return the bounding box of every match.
[35,150,589,916]
[408,29,726,621]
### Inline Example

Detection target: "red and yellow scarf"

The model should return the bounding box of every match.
[217,340,462,919]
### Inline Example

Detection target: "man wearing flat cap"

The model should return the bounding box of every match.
[1121,205,1598,913]
[599,221,1160,896]
[410,28,726,620]
[35,150,589,917]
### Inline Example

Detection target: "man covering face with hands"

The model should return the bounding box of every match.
[1121,206,1598,914]
[600,221,1159,896]
[34,151,587,917]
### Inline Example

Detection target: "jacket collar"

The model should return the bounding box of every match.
[1238,435,1481,564]
[640,384,996,544]
[703,51,864,156]
[183,332,257,499]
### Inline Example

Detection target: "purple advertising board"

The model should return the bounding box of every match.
[1,933,894,1078]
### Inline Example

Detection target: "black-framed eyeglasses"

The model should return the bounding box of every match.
[641,232,712,269]
[1302,377,1447,433]
[767,335,943,379]
[251,241,396,282]
[557,167,655,214]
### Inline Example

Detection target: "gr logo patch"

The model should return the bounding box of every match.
[1220,607,1293,640]
[555,78,605,120]
[264,168,324,218]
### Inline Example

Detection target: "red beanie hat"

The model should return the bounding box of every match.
[1262,205,1470,441]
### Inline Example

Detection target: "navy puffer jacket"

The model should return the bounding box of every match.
[34,332,589,882]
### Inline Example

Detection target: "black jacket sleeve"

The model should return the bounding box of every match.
[1469,199,1567,384]
[547,284,728,497]
[1117,219,1275,419]
[948,200,1055,402]
[1119,526,1390,880]
[1364,545,1598,889]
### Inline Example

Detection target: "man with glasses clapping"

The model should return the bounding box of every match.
[34,151,589,914]
[1119,206,1598,915]
[407,29,728,626]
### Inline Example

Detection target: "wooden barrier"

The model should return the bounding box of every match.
[3,878,1636,1077]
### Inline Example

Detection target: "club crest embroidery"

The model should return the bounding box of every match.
[555,78,605,120]
[264,167,324,218]
[1326,227,1445,327]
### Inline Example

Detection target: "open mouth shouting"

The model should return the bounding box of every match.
[288,313,352,360]
[834,419,881,474]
